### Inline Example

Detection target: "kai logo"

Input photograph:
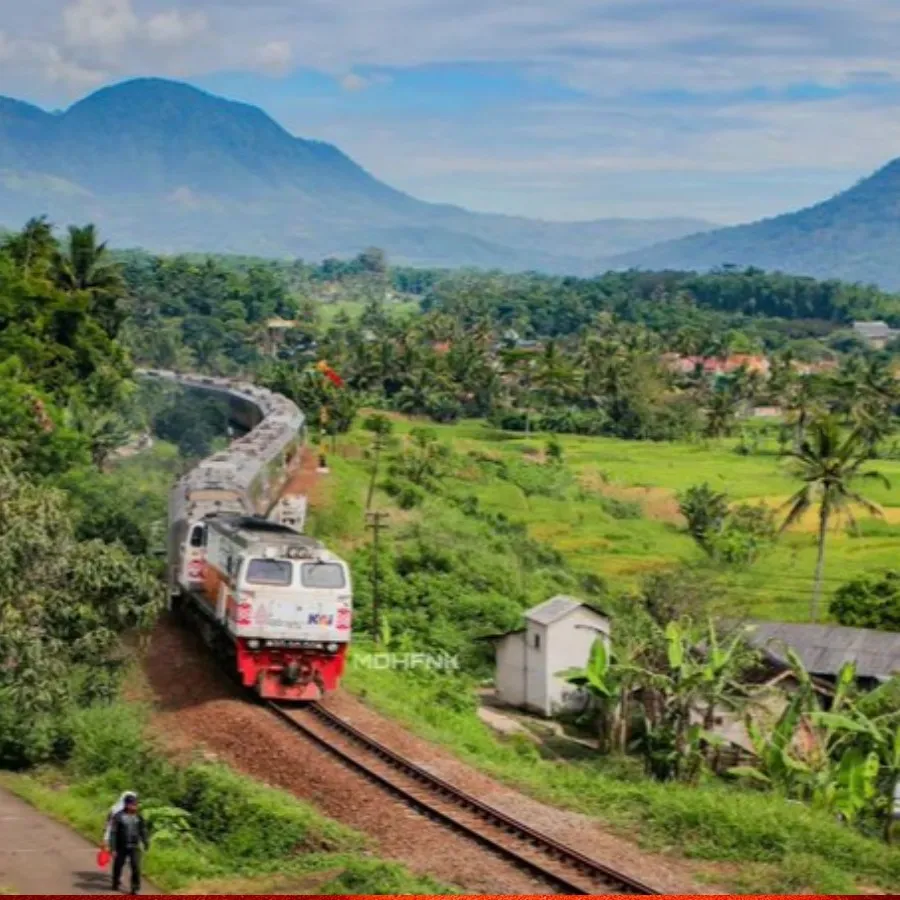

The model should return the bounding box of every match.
[307,612,334,626]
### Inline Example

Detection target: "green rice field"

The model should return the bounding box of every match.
[335,415,900,622]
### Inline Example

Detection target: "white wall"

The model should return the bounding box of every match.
[546,609,610,716]
[495,633,526,708]
[493,608,610,719]
[525,620,549,715]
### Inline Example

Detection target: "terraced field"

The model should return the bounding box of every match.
[340,416,900,621]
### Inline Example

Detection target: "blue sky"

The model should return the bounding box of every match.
[3,0,900,223]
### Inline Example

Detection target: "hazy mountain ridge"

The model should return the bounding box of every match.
[0,78,713,272]
[609,160,900,289]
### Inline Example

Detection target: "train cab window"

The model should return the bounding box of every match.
[189,524,207,548]
[246,558,293,586]
[301,562,346,589]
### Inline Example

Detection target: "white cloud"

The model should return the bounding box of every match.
[6,0,900,220]
[146,10,208,45]
[252,40,292,75]
[62,0,138,50]
[42,45,107,92]
[339,72,369,91]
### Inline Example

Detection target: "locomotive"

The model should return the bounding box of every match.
[139,369,353,701]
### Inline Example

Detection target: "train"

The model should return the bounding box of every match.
[138,369,353,701]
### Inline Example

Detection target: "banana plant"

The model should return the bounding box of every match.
[727,646,822,795]
[559,636,626,753]
[811,702,900,840]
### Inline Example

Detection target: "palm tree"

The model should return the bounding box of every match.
[780,417,890,621]
[64,398,133,470]
[53,224,126,337]
[2,216,57,278]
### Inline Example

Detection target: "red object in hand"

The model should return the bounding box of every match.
[97,848,111,869]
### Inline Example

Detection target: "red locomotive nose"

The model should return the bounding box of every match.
[283,660,313,685]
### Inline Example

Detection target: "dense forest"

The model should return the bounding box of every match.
[116,243,900,449]
[0,218,181,767]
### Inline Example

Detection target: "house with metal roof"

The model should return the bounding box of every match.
[853,321,899,348]
[744,621,900,686]
[485,596,610,717]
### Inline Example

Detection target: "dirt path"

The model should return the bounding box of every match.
[0,787,160,895]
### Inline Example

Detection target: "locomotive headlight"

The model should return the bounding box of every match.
[326,642,339,653]
[247,639,260,650]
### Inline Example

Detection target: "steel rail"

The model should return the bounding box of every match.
[266,700,659,896]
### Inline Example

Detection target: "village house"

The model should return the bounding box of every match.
[485,596,610,718]
[744,621,900,688]
[664,353,770,378]
[853,321,899,349]
[704,621,900,756]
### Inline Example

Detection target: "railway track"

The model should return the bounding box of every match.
[266,701,659,896]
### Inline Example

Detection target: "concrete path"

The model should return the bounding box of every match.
[0,787,160,895]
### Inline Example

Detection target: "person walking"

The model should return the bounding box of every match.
[104,792,149,894]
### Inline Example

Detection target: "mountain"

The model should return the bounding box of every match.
[608,161,900,289]
[0,78,713,273]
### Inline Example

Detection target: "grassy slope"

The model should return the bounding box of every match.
[311,414,900,893]
[342,659,900,894]
[332,415,900,621]
[0,702,452,895]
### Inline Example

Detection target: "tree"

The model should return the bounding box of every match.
[0,461,161,766]
[780,417,891,622]
[1,216,56,278]
[64,397,133,471]
[677,483,729,552]
[53,224,127,338]
[831,571,900,631]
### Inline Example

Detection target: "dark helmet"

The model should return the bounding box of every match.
[123,792,138,805]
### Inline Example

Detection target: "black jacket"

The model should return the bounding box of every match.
[110,810,149,853]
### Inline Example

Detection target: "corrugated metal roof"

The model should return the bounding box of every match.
[853,321,895,338]
[526,595,586,625]
[746,621,900,680]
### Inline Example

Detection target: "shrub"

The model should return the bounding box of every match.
[831,571,900,631]
[678,482,729,549]
[382,476,426,509]
[598,496,643,520]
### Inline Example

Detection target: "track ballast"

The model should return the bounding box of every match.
[266,701,659,896]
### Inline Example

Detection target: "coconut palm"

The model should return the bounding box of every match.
[1,216,57,278]
[53,224,126,337]
[780,417,891,622]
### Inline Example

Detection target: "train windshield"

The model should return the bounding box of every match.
[301,562,345,589]
[189,524,206,547]
[246,558,293,586]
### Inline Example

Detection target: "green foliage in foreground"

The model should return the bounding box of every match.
[0,462,163,768]
[343,657,900,894]
[1,701,454,895]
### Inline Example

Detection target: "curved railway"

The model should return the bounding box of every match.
[267,701,659,896]
[140,369,661,896]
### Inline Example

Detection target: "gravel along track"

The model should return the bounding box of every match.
[269,703,658,896]
[144,619,578,894]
